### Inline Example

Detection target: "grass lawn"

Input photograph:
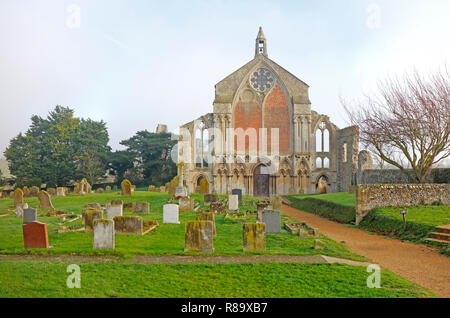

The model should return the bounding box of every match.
[0,192,364,261]
[290,192,356,207]
[374,206,450,227]
[0,261,434,298]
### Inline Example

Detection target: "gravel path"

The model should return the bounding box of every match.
[283,204,450,297]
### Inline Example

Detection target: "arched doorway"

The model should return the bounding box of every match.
[253,165,269,197]
[316,175,329,194]
[196,176,209,194]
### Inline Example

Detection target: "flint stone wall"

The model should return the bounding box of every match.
[356,183,449,224]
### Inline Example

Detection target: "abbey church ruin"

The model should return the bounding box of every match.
[177,28,365,197]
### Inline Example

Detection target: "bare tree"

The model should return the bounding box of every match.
[342,66,450,183]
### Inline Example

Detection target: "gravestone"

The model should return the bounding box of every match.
[243,223,266,251]
[132,202,150,214]
[56,187,66,196]
[23,208,37,225]
[22,221,49,248]
[23,186,31,198]
[196,212,216,236]
[96,188,104,193]
[261,210,281,234]
[93,219,115,249]
[85,202,102,210]
[29,186,40,197]
[204,194,219,206]
[14,188,24,207]
[179,197,194,212]
[160,186,166,192]
[270,196,283,212]
[83,210,104,233]
[148,185,155,192]
[163,204,180,224]
[228,194,239,211]
[231,189,242,203]
[105,186,112,193]
[105,203,123,219]
[114,216,143,235]
[184,221,214,252]
[16,203,28,218]
[47,188,57,196]
[175,187,187,198]
[121,179,132,196]
[38,190,54,209]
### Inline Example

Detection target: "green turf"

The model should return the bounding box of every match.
[0,192,364,261]
[0,261,434,298]
[290,192,356,207]
[374,206,450,227]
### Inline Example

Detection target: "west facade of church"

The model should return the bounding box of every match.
[177,28,359,197]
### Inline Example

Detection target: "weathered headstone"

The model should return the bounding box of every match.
[93,219,115,249]
[314,239,325,250]
[270,196,283,212]
[163,204,180,224]
[38,190,54,209]
[14,188,24,207]
[261,210,281,234]
[228,194,239,211]
[23,186,31,198]
[47,188,56,196]
[196,212,216,236]
[56,187,66,196]
[121,179,132,196]
[96,188,104,193]
[231,189,242,202]
[210,202,227,214]
[85,202,102,210]
[16,203,28,218]
[105,203,123,219]
[179,197,194,211]
[83,210,104,233]
[159,186,166,192]
[23,208,37,225]
[29,186,40,197]
[22,221,49,248]
[132,202,150,214]
[184,221,214,252]
[148,185,155,192]
[105,185,112,193]
[114,216,143,235]
[204,194,219,206]
[243,223,266,251]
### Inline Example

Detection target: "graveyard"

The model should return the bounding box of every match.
[0,188,438,298]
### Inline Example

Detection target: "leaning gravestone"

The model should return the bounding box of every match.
[93,219,115,250]
[83,210,104,233]
[184,221,214,252]
[179,197,194,212]
[22,221,49,248]
[23,208,37,225]
[243,223,266,251]
[121,179,132,196]
[132,202,150,214]
[231,189,242,203]
[228,194,239,211]
[204,194,219,206]
[16,203,28,218]
[163,204,180,224]
[106,203,123,219]
[38,190,54,210]
[85,202,102,210]
[14,188,24,207]
[261,210,281,234]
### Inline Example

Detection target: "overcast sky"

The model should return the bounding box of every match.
[0,0,449,163]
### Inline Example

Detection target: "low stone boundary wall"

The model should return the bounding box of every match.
[356,184,449,224]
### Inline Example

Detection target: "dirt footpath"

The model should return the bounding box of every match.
[283,204,450,297]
